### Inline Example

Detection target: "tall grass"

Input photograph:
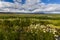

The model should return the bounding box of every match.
[0,14,60,40]
[0,18,56,40]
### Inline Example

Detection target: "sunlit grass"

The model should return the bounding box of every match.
[0,13,60,40]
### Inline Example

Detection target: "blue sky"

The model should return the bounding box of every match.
[42,0,60,4]
[0,0,60,13]
[2,0,26,4]
[2,0,60,4]
[2,0,13,2]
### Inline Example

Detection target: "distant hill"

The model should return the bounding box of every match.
[0,12,45,14]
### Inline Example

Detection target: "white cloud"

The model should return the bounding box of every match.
[25,0,40,5]
[0,0,60,13]
[13,0,22,3]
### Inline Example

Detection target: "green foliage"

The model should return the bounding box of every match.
[0,18,55,40]
[20,18,31,27]
[0,32,5,40]
[39,21,51,26]
[12,20,20,26]
[0,14,60,40]
[3,20,13,27]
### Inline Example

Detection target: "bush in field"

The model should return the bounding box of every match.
[0,32,5,40]
[12,20,20,26]
[0,18,56,40]
[2,20,20,40]
[20,18,31,27]
[44,32,55,40]
[3,20,13,27]
[32,21,40,25]
[0,20,2,25]
[53,22,60,26]
[23,29,55,40]
[39,21,51,26]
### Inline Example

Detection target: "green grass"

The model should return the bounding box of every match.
[0,13,60,40]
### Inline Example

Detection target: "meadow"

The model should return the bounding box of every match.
[0,13,60,40]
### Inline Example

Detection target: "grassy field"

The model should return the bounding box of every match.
[0,13,60,40]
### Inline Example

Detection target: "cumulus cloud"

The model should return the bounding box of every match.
[0,0,60,13]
